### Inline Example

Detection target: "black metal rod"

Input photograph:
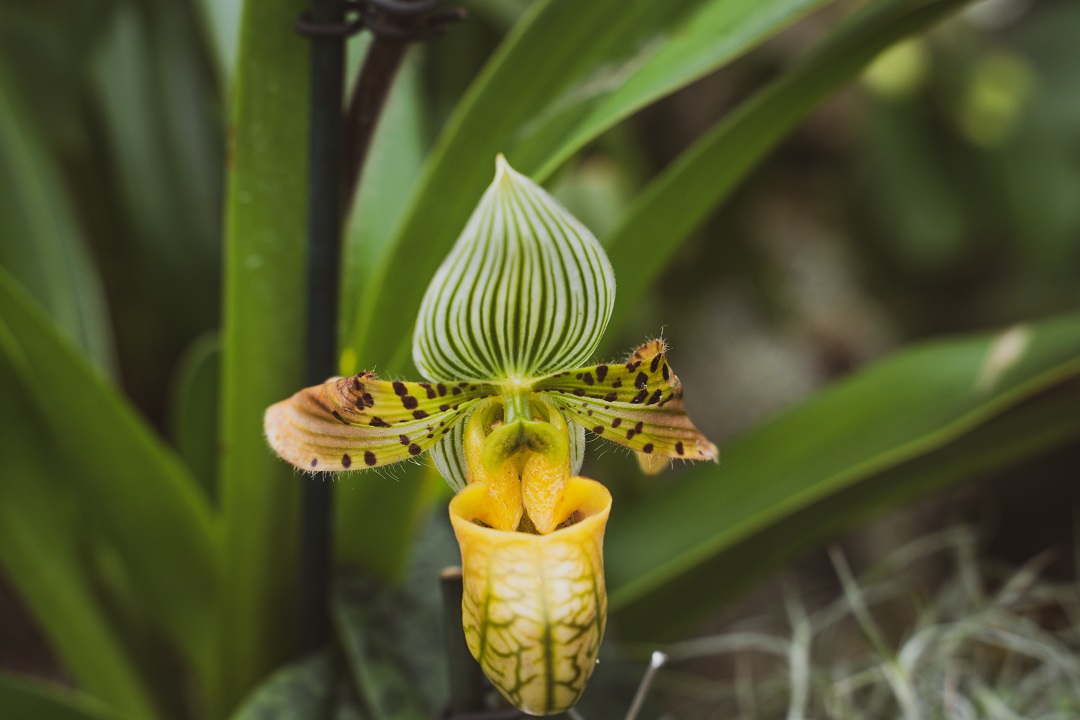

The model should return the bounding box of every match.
[301,0,347,653]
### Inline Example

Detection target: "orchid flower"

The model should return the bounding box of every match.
[265,156,716,715]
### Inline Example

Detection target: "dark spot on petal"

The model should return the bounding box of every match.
[427,434,434,439]
[331,410,346,423]
[437,383,447,397]
[399,434,410,445]
[352,376,363,391]
[310,458,318,468]
[626,429,636,440]
[625,360,641,373]
[635,372,648,389]
[592,426,604,434]
[362,393,374,406]
[573,388,586,397]
[575,373,583,380]
[583,372,594,386]
[402,395,419,410]
[393,381,407,396]
[611,418,622,428]
[458,381,469,387]
[675,442,685,456]
[595,365,608,382]
[419,382,436,399]
[603,392,617,402]
[650,354,661,373]
[370,416,388,427]
[634,421,644,434]
[611,378,622,389]
[341,454,352,469]
[452,386,462,396]
[439,404,450,412]
[364,451,377,466]
[413,410,429,420]
[408,443,422,456]
[642,443,654,454]
[647,389,663,405]
[586,409,593,416]
[630,389,648,404]
[662,363,670,381]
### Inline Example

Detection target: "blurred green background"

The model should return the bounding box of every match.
[1,0,1078,717]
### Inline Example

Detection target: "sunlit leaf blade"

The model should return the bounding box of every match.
[266,374,497,471]
[537,340,718,462]
[218,0,309,707]
[615,386,1080,639]
[605,0,974,333]
[604,313,1080,635]
[413,156,615,382]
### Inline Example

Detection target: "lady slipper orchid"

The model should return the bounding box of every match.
[265,155,716,715]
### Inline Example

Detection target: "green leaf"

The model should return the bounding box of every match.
[89,0,223,336]
[228,653,362,720]
[619,386,1080,639]
[218,0,309,708]
[345,0,835,373]
[333,573,437,720]
[0,674,120,720]
[604,313,1080,635]
[169,332,221,500]
[413,156,615,381]
[604,0,974,331]
[0,363,160,720]
[0,62,114,372]
[0,268,219,695]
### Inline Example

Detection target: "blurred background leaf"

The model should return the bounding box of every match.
[217,0,309,711]
[606,313,1080,635]
[0,674,119,720]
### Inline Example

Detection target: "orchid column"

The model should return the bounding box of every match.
[265,156,716,715]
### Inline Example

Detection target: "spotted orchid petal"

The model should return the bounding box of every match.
[264,373,497,471]
[536,340,718,463]
[412,155,616,382]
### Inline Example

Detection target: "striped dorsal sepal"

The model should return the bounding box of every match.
[535,340,718,463]
[264,372,498,471]
[412,155,615,383]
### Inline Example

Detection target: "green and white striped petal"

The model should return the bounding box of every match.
[413,155,615,382]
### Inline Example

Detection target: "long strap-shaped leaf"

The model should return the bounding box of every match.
[413,156,614,381]
[606,312,1080,634]
[217,0,309,708]
[0,268,218,701]
[605,0,975,332]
